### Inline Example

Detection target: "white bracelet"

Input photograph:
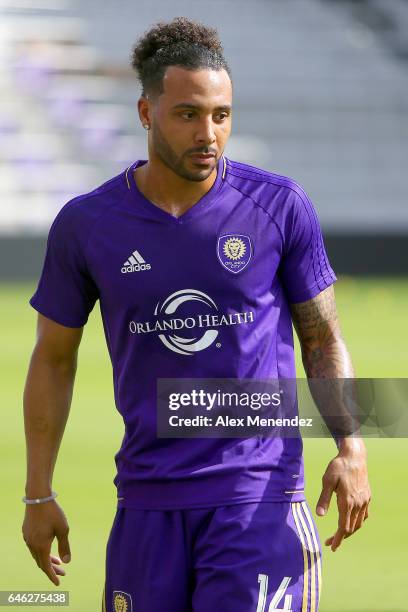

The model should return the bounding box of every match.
[22,491,58,505]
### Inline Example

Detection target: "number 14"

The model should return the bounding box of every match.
[256,574,293,612]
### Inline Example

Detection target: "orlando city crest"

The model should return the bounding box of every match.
[217,234,252,274]
[113,591,132,612]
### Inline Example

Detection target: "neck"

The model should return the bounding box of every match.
[133,155,218,218]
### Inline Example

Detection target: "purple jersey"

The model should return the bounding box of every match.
[29,156,337,509]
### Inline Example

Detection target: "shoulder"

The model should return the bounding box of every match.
[49,168,129,237]
[225,158,308,200]
[224,157,315,225]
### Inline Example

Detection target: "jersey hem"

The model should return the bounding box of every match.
[116,467,306,510]
[116,491,307,510]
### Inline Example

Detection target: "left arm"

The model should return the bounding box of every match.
[290,285,371,551]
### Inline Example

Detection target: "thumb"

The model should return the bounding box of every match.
[316,483,334,517]
[56,531,71,564]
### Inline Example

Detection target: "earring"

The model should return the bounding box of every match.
[143,124,150,130]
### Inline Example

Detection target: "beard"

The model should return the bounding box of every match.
[152,122,218,182]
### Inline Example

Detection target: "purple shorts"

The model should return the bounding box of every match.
[102,501,322,612]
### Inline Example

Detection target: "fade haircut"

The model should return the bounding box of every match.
[131,16,232,98]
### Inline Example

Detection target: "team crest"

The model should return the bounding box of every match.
[113,591,132,612]
[217,234,252,274]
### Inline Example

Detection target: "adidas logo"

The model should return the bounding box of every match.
[121,250,151,273]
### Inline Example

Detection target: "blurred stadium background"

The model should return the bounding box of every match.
[0,0,407,610]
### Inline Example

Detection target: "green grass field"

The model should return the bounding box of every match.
[0,277,407,611]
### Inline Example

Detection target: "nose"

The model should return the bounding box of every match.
[195,116,216,146]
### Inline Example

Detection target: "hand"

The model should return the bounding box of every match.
[316,439,371,551]
[22,500,71,586]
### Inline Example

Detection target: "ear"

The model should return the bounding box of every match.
[137,96,151,128]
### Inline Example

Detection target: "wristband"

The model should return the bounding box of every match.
[22,491,58,505]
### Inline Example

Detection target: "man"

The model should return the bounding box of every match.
[22,17,371,612]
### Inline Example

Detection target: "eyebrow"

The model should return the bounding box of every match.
[172,103,232,111]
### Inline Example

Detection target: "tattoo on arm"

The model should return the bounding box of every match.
[290,286,354,378]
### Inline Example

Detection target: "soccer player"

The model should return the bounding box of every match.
[22,17,371,612]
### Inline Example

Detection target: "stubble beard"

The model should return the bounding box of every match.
[152,122,217,182]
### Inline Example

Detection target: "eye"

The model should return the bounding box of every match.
[215,112,229,121]
[181,111,195,120]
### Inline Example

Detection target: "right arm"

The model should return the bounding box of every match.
[22,313,83,586]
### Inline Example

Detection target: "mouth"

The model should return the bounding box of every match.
[190,153,216,165]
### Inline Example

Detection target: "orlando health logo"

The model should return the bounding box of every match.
[128,289,255,355]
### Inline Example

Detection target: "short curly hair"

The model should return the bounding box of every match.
[131,16,231,97]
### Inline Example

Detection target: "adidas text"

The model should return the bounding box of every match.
[121,263,151,273]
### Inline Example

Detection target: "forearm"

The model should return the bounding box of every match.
[302,339,364,448]
[290,287,361,444]
[23,349,76,497]
[301,337,359,443]
[301,332,354,379]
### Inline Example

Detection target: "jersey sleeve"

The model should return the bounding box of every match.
[29,202,99,327]
[279,187,337,304]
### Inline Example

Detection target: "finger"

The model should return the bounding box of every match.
[348,505,362,534]
[330,499,352,551]
[37,549,60,586]
[56,532,71,564]
[27,545,63,579]
[330,528,347,551]
[327,528,346,550]
[52,563,66,577]
[338,496,352,531]
[324,535,349,547]
[354,504,368,532]
[326,514,362,548]
[316,483,335,516]
[50,555,66,576]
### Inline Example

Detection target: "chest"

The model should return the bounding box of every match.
[87,205,283,316]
